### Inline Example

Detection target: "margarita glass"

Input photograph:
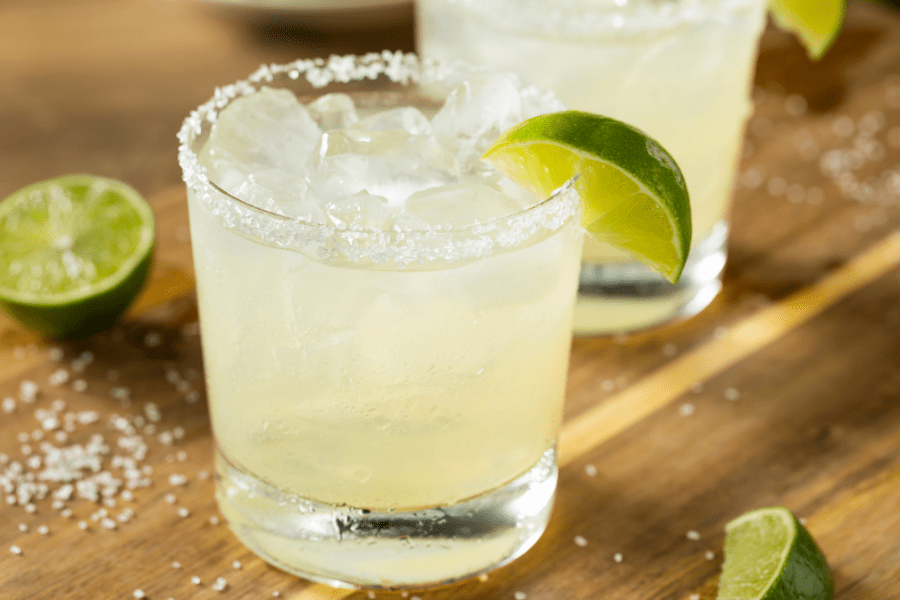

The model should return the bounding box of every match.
[417,0,768,334]
[178,53,582,589]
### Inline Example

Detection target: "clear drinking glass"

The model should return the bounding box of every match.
[416,0,768,334]
[178,53,583,589]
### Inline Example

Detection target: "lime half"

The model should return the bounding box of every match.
[0,174,155,339]
[769,0,845,60]
[717,506,834,600]
[482,110,691,283]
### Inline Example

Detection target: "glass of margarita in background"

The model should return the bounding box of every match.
[178,53,583,589]
[417,0,768,334]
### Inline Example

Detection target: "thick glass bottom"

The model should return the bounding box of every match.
[215,446,558,589]
[573,222,727,335]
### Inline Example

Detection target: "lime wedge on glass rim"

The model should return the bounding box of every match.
[769,0,845,60]
[717,506,834,600]
[482,110,691,284]
[0,174,155,339]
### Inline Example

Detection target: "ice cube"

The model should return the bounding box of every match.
[431,72,565,166]
[307,127,458,206]
[394,182,529,229]
[232,170,324,222]
[356,107,431,135]
[199,87,322,180]
[324,192,393,231]
[307,93,359,131]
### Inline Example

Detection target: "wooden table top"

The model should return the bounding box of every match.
[2,1,900,598]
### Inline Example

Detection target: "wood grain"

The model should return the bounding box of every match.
[2,1,900,599]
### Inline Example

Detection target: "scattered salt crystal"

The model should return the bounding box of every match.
[766,177,787,196]
[212,577,228,591]
[689,594,700,600]
[49,347,64,361]
[165,494,177,504]
[679,403,696,417]
[741,167,763,189]
[191,576,201,585]
[785,93,807,117]
[210,516,220,525]
[613,552,623,563]
[72,380,88,392]
[574,535,588,547]
[170,474,188,486]
[172,561,182,569]
[686,530,701,541]
[18,523,27,532]
[833,115,855,137]
[144,403,162,422]
[144,332,163,348]
[48,369,69,386]
[177,507,190,518]
[705,550,715,560]
[2,398,15,413]
[584,464,597,477]
[37,524,49,535]
[10,545,22,555]
[232,560,242,569]
[724,388,740,401]
[20,380,39,403]
[133,590,146,599]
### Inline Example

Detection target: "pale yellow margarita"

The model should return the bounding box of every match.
[417,0,768,333]
[179,54,582,588]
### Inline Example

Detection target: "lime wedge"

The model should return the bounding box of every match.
[717,506,834,600]
[0,174,155,339]
[769,0,845,60]
[482,110,691,283]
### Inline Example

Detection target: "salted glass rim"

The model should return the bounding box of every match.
[177,51,581,268]
[433,0,767,39]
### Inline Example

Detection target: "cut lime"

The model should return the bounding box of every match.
[769,0,845,60]
[0,174,155,339]
[717,506,834,600]
[482,110,691,283]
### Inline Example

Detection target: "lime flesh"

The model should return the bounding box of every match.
[769,0,845,60]
[718,506,834,600]
[0,174,155,339]
[482,111,691,283]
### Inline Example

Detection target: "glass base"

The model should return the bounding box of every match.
[573,222,727,336]
[215,447,558,589]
